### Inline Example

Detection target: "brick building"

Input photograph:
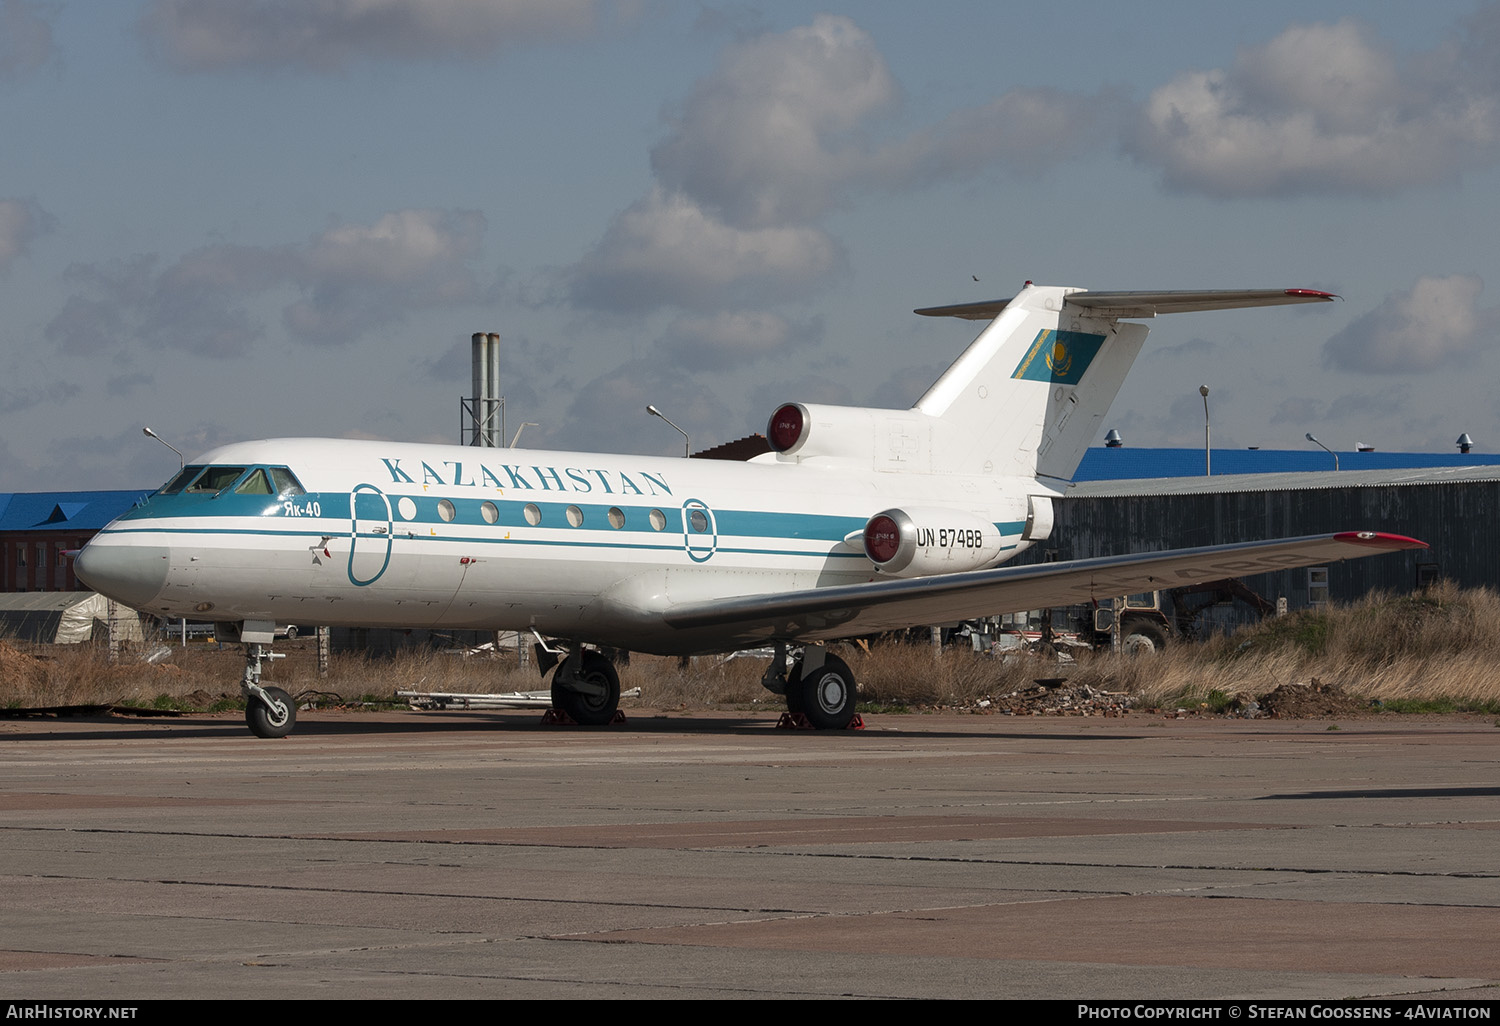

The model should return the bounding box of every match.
[0,491,148,593]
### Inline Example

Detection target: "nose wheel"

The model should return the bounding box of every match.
[245,685,296,738]
[241,641,295,738]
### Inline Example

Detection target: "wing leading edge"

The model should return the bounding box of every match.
[662,532,1424,647]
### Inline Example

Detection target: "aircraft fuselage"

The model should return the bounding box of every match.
[78,437,1044,654]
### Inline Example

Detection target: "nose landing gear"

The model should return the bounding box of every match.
[240,632,295,739]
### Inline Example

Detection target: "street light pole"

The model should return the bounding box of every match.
[1199,385,1210,476]
[1305,432,1339,471]
[142,427,184,469]
[647,404,690,457]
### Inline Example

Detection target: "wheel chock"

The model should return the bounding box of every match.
[540,708,628,726]
[775,712,864,730]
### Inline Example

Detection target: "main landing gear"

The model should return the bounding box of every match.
[532,637,857,729]
[761,642,861,730]
[242,641,295,739]
[536,641,623,725]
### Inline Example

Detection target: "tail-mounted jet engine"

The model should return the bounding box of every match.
[862,507,1006,577]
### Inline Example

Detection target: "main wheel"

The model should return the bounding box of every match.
[246,686,295,739]
[796,653,857,730]
[551,651,621,725]
[1121,623,1167,655]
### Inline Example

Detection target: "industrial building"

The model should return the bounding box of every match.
[1045,449,1499,609]
[0,490,147,593]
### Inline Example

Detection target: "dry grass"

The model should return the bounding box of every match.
[5,582,1500,714]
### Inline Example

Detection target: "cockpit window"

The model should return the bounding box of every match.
[234,469,273,495]
[185,466,247,494]
[159,465,205,495]
[268,467,305,497]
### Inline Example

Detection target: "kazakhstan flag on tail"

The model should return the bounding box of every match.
[1011,329,1106,385]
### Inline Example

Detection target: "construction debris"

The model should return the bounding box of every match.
[1256,678,1366,719]
[989,679,1134,716]
[399,687,643,710]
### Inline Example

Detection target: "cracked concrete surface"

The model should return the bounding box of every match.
[1,710,1496,999]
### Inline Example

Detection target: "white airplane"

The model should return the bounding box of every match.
[75,283,1424,738]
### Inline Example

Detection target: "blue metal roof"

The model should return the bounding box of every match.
[1072,448,1500,482]
[0,490,148,533]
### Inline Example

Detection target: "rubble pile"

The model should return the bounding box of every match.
[1257,678,1366,719]
[988,680,1134,716]
[0,640,47,692]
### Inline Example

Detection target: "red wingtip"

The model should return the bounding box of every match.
[1285,288,1341,301]
[1333,531,1427,550]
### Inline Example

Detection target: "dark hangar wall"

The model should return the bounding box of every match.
[1027,481,1493,606]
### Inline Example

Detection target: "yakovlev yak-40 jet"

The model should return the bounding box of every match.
[76,284,1425,737]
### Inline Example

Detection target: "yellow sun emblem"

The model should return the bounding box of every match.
[1045,336,1072,377]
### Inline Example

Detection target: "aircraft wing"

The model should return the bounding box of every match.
[662,532,1423,646]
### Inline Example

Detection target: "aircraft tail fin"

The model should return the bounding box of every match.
[912,285,1336,482]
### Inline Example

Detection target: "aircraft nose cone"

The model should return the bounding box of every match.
[74,540,170,608]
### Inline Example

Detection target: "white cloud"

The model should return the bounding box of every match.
[657,310,820,371]
[1130,19,1500,196]
[879,87,1107,186]
[47,208,490,357]
[0,0,54,81]
[652,14,897,229]
[567,188,843,312]
[285,208,488,342]
[0,198,52,270]
[141,0,595,72]
[652,16,1104,229]
[1323,275,1487,374]
[571,16,1101,316]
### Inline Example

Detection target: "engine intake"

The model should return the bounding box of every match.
[862,507,1006,577]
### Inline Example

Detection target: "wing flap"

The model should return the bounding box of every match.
[662,532,1423,644]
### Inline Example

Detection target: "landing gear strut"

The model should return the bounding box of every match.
[241,641,295,739]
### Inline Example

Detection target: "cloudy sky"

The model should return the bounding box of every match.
[4,0,1499,490]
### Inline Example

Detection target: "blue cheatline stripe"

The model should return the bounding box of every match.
[120,493,1028,542]
[99,528,1022,568]
[97,524,876,560]
[127,491,875,542]
[106,516,1029,546]
[112,483,1033,562]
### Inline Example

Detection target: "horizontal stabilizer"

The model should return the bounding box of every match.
[663,532,1423,646]
[916,288,1338,321]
